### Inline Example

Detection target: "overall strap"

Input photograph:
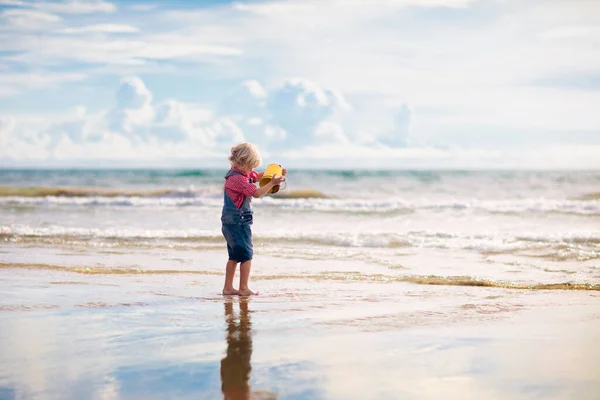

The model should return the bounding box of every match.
[223,189,237,208]
[225,170,243,179]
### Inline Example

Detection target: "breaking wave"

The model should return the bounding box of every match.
[0,186,200,198]
[2,225,598,261]
[576,192,600,201]
[1,192,598,215]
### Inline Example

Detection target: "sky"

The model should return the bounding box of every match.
[0,0,599,169]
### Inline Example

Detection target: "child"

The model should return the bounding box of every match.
[221,143,286,296]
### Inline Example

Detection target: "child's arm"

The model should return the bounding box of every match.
[252,175,285,198]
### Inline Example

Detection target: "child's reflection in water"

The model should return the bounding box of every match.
[221,298,278,400]
[221,297,252,400]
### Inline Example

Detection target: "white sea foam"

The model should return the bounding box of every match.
[0,225,221,240]
[1,195,598,216]
[2,225,598,261]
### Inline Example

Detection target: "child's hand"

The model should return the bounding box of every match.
[282,168,287,176]
[271,174,286,185]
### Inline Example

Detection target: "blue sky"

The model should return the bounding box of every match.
[0,0,599,169]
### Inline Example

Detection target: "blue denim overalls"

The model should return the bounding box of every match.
[221,170,254,262]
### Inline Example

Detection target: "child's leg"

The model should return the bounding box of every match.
[222,259,239,295]
[238,260,257,296]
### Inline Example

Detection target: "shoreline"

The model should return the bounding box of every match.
[2,262,599,292]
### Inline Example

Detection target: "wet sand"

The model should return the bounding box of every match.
[1,267,599,400]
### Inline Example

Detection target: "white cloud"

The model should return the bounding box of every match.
[115,76,152,109]
[0,76,353,162]
[0,77,223,161]
[0,81,241,162]
[232,0,477,18]
[5,74,594,169]
[0,115,50,160]
[315,121,349,145]
[210,118,245,145]
[264,125,287,140]
[0,9,62,29]
[246,117,263,126]
[539,26,600,40]
[0,87,19,98]
[242,80,268,99]
[151,100,198,143]
[0,33,241,69]
[35,0,117,14]
[128,4,158,12]
[0,116,16,148]
[0,72,87,87]
[218,77,353,148]
[0,1,116,32]
[266,78,351,147]
[278,142,600,170]
[107,76,155,138]
[0,72,87,98]
[218,79,268,118]
[58,24,139,34]
[3,91,600,168]
[152,100,217,145]
[378,104,413,147]
[101,77,244,148]
[43,107,105,151]
[0,0,26,5]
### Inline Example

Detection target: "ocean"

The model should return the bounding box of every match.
[1,168,599,399]
[1,169,598,289]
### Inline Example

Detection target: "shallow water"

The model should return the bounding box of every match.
[1,169,599,399]
[1,271,599,400]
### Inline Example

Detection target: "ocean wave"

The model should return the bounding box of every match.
[273,189,329,199]
[576,192,600,201]
[1,184,599,216]
[1,194,599,215]
[0,186,208,198]
[515,233,600,245]
[0,196,223,208]
[261,197,600,216]
[1,262,598,291]
[0,226,411,248]
[0,185,330,200]
[0,225,224,242]
[2,226,598,260]
[172,170,213,177]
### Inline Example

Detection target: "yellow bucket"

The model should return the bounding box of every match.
[259,163,283,194]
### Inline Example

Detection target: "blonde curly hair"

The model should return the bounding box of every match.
[229,142,262,171]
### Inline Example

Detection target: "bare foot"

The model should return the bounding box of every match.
[222,287,239,295]
[238,288,258,296]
